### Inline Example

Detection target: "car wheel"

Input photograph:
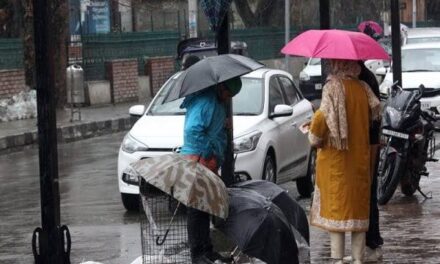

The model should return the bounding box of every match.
[121,193,139,211]
[262,154,276,183]
[296,149,316,198]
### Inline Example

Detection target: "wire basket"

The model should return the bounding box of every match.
[139,181,190,264]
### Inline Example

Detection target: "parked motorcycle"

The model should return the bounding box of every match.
[377,84,438,205]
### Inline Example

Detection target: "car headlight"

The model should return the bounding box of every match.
[122,165,139,185]
[299,71,310,81]
[379,79,393,96]
[233,131,262,153]
[121,133,149,153]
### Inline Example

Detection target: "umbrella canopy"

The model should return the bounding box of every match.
[164,54,263,102]
[130,154,229,219]
[218,188,299,264]
[281,29,390,60]
[200,0,233,32]
[358,20,383,35]
[232,180,309,244]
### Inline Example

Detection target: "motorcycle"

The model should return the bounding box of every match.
[377,84,438,205]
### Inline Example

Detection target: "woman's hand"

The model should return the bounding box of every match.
[299,121,311,134]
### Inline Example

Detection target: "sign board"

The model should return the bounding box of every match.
[85,0,110,33]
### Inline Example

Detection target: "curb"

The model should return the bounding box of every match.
[0,116,137,154]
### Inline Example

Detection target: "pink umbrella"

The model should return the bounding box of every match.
[358,20,383,35]
[281,29,390,60]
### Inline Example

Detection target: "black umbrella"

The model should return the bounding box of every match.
[218,188,299,264]
[164,54,263,102]
[232,180,310,245]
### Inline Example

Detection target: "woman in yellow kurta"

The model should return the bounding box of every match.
[308,60,380,264]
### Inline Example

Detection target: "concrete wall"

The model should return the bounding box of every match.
[0,69,26,100]
[86,81,111,105]
[138,76,150,103]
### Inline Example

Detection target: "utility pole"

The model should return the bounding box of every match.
[188,0,198,38]
[391,0,402,88]
[31,0,70,262]
[412,0,417,28]
[284,0,290,72]
[319,0,330,84]
[217,13,234,187]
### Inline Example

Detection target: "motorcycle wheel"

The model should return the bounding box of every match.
[400,173,420,197]
[377,152,402,205]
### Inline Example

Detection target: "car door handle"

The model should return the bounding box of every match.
[291,122,297,127]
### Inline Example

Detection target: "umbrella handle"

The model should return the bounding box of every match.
[156,230,170,245]
[155,201,180,246]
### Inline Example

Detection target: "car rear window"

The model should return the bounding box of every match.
[402,48,440,72]
[406,37,440,44]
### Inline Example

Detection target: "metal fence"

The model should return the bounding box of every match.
[80,28,291,81]
[5,21,440,79]
[82,31,181,80]
[0,38,23,70]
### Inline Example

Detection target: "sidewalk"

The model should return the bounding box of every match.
[0,101,150,154]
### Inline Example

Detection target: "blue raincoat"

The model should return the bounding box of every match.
[180,88,227,165]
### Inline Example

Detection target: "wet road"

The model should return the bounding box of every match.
[1,132,440,263]
[0,132,140,264]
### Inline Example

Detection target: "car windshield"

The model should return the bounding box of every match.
[406,37,440,44]
[309,58,321,65]
[148,76,264,116]
[402,48,440,72]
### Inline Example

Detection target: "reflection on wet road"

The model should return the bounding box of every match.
[292,152,440,263]
[0,132,139,264]
[1,132,440,263]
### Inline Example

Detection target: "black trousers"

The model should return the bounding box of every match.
[187,207,213,259]
[366,149,384,249]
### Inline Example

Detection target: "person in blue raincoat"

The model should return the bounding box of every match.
[180,77,241,264]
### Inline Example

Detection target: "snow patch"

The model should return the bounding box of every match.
[0,89,37,122]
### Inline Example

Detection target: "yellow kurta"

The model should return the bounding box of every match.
[310,79,371,232]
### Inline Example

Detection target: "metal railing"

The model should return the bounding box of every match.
[0,38,24,70]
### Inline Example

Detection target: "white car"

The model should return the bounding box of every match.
[378,42,440,111]
[118,68,316,210]
[404,27,440,45]
[299,58,323,100]
[299,58,384,100]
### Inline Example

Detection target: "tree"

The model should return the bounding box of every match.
[1,0,67,106]
[234,0,284,27]
[233,0,385,29]
[427,0,440,20]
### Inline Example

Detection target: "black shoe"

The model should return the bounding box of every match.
[205,251,233,263]
[192,255,215,264]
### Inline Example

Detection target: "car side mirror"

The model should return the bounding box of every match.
[270,104,293,118]
[375,67,387,76]
[129,105,145,117]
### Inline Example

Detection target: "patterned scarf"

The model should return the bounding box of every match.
[320,60,381,150]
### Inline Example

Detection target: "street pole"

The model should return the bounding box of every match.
[32,0,70,262]
[391,0,402,88]
[412,0,417,28]
[188,0,198,38]
[217,13,234,187]
[284,0,290,72]
[319,0,330,84]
